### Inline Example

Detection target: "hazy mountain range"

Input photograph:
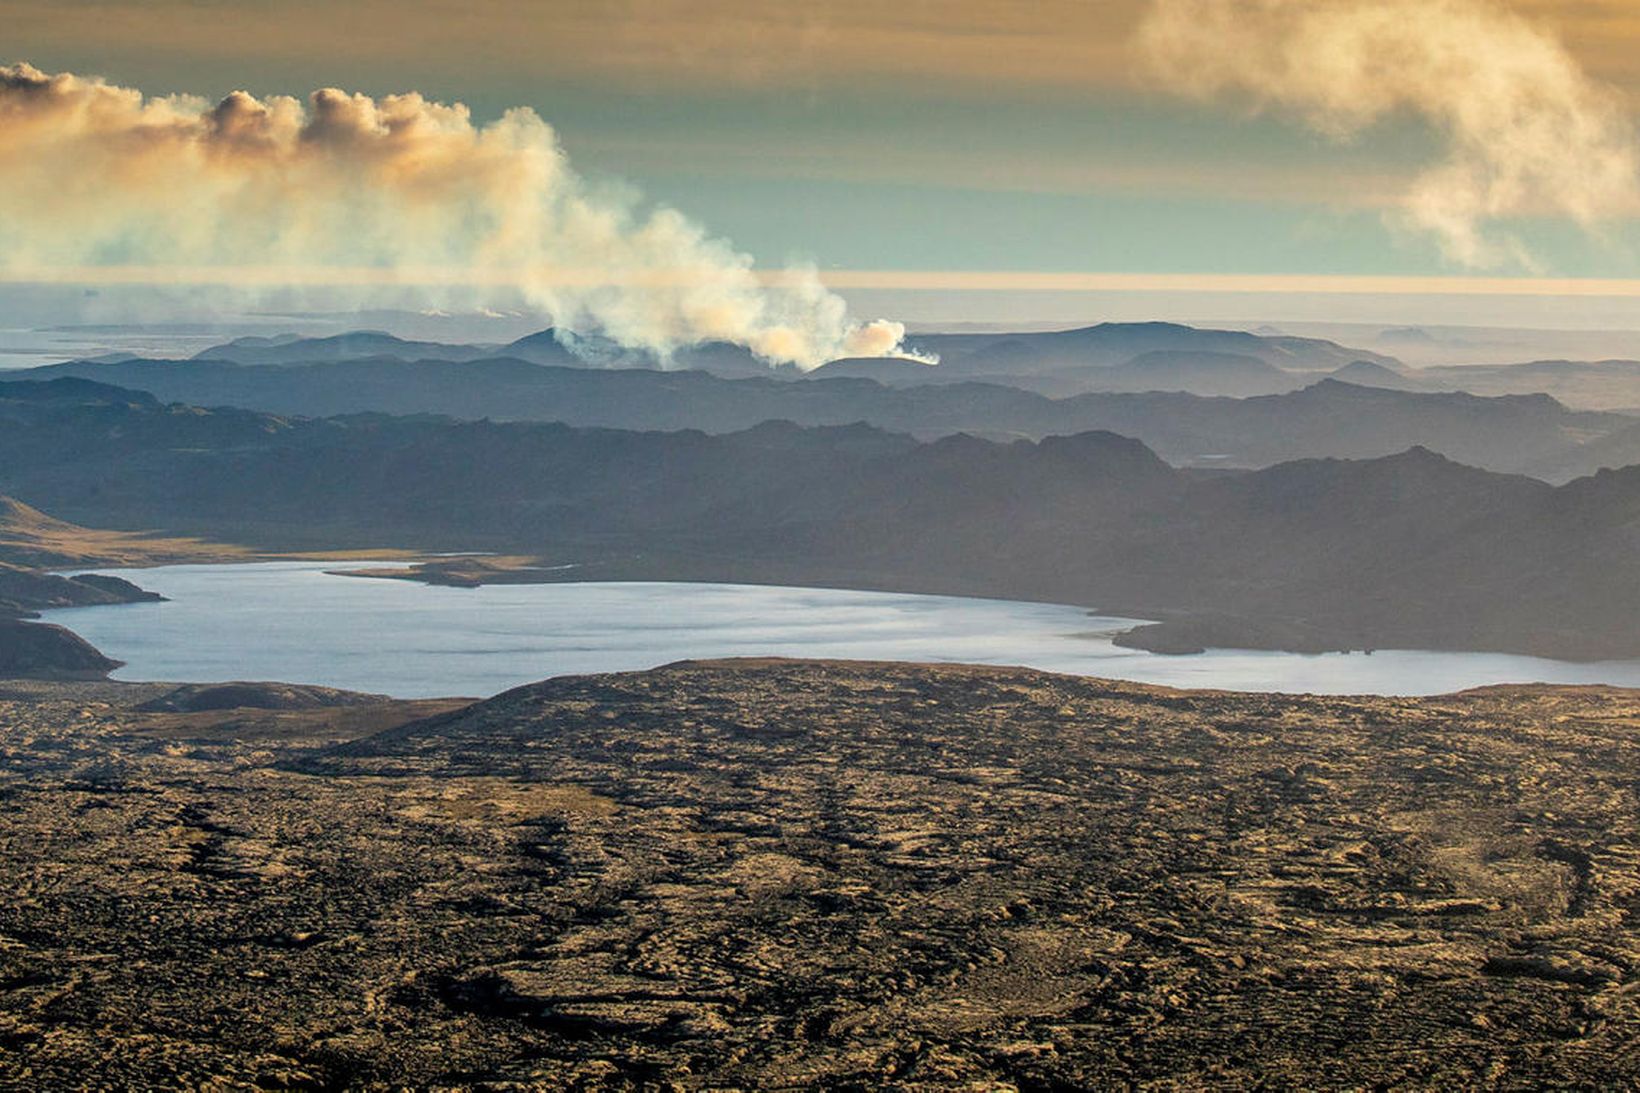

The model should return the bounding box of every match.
[16,353,1638,482]
[3,376,1640,661]
[1415,360,1640,411]
[190,327,783,377]
[170,320,1640,409]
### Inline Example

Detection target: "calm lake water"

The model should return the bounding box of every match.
[42,560,1640,698]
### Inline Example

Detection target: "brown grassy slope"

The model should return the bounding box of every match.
[0,495,250,568]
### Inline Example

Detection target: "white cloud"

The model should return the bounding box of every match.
[0,63,911,368]
[1140,0,1640,268]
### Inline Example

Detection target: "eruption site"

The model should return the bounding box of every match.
[0,62,913,368]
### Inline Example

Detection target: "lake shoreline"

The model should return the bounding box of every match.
[38,562,1640,698]
[322,551,1635,665]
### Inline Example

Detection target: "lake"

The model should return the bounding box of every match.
[42,561,1640,698]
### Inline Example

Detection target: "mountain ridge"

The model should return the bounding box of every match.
[1,379,1638,659]
[14,360,1629,481]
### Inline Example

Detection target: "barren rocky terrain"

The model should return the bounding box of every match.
[5,659,1640,1088]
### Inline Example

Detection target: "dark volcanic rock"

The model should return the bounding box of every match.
[5,659,1640,1086]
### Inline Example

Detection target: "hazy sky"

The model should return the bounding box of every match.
[8,0,1640,303]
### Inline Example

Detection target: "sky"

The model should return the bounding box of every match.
[7,0,1640,329]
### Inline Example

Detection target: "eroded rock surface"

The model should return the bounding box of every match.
[4,659,1640,1087]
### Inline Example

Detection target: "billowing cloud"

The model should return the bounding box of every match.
[0,62,913,368]
[1140,0,1640,268]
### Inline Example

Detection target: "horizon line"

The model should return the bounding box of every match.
[7,266,1640,298]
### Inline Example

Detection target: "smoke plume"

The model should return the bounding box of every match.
[1140,0,1640,268]
[0,62,913,368]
